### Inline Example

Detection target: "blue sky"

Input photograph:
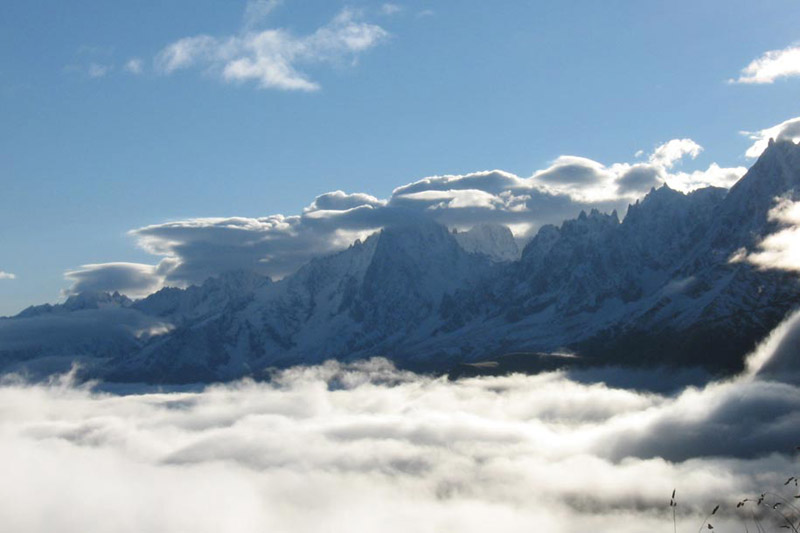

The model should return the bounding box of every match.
[2,0,800,315]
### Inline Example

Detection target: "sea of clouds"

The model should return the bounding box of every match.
[1,309,799,532]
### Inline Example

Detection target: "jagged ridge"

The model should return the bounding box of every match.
[2,140,800,382]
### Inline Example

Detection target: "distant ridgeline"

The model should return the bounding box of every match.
[2,140,800,383]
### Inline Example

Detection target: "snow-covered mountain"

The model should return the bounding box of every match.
[453,223,520,262]
[3,140,800,383]
[105,220,495,381]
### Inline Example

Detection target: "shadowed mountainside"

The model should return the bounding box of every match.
[2,140,800,383]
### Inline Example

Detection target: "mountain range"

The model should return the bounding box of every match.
[2,140,800,383]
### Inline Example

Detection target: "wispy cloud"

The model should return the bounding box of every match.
[732,44,800,84]
[124,58,143,75]
[243,0,283,30]
[381,3,403,15]
[87,63,111,78]
[65,46,114,79]
[0,271,16,280]
[155,7,389,91]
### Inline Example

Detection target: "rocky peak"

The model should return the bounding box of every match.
[730,139,800,200]
[453,223,520,262]
[520,224,561,262]
[709,139,800,251]
[561,208,619,240]
[64,291,133,311]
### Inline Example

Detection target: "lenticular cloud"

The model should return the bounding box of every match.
[0,354,798,533]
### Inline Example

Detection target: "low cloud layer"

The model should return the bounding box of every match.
[733,44,800,84]
[155,6,388,91]
[7,264,800,532]
[0,271,15,280]
[1,335,799,532]
[0,309,171,360]
[746,197,800,272]
[746,307,800,385]
[62,138,746,296]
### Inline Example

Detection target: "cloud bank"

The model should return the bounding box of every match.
[6,287,800,532]
[62,138,745,296]
[0,271,15,280]
[1,347,798,533]
[746,197,800,272]
[155,6,388,91]
[733,44,800,84]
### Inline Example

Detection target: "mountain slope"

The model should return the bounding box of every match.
[453,223,520,262]
[2,140,800,382]
[103,220,495,382]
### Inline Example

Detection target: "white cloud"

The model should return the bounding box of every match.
[746,197,800,272]
[396,189,505,210]
[155,35,222,73]
[665,162,747,191]
[304,190,385,212]
[743,115,800,157]
[532,155,621,202]
[0,334,799,533]
[745,307,800,382]
[529,139,736,200]
[155,7,388,91]
[119,172,613,288]
[381,3,403,15]
[124,58,143,75]
[732,44,800,84]
[648,138,702,169]
[646,139,746,192]
[64,262,167,298]
[87,63,110,78]
[0,271,16,280]
[243,0,282,29]
[62,136,748,295]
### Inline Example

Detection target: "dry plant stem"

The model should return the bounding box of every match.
[753,510,765,533]
[670,489,677,533]
[763,491,800,517]
[756,491,800,531]
[747,509,765,533]
[673,505,677,533]
[763,504,798,533]
[698,509,717,533]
